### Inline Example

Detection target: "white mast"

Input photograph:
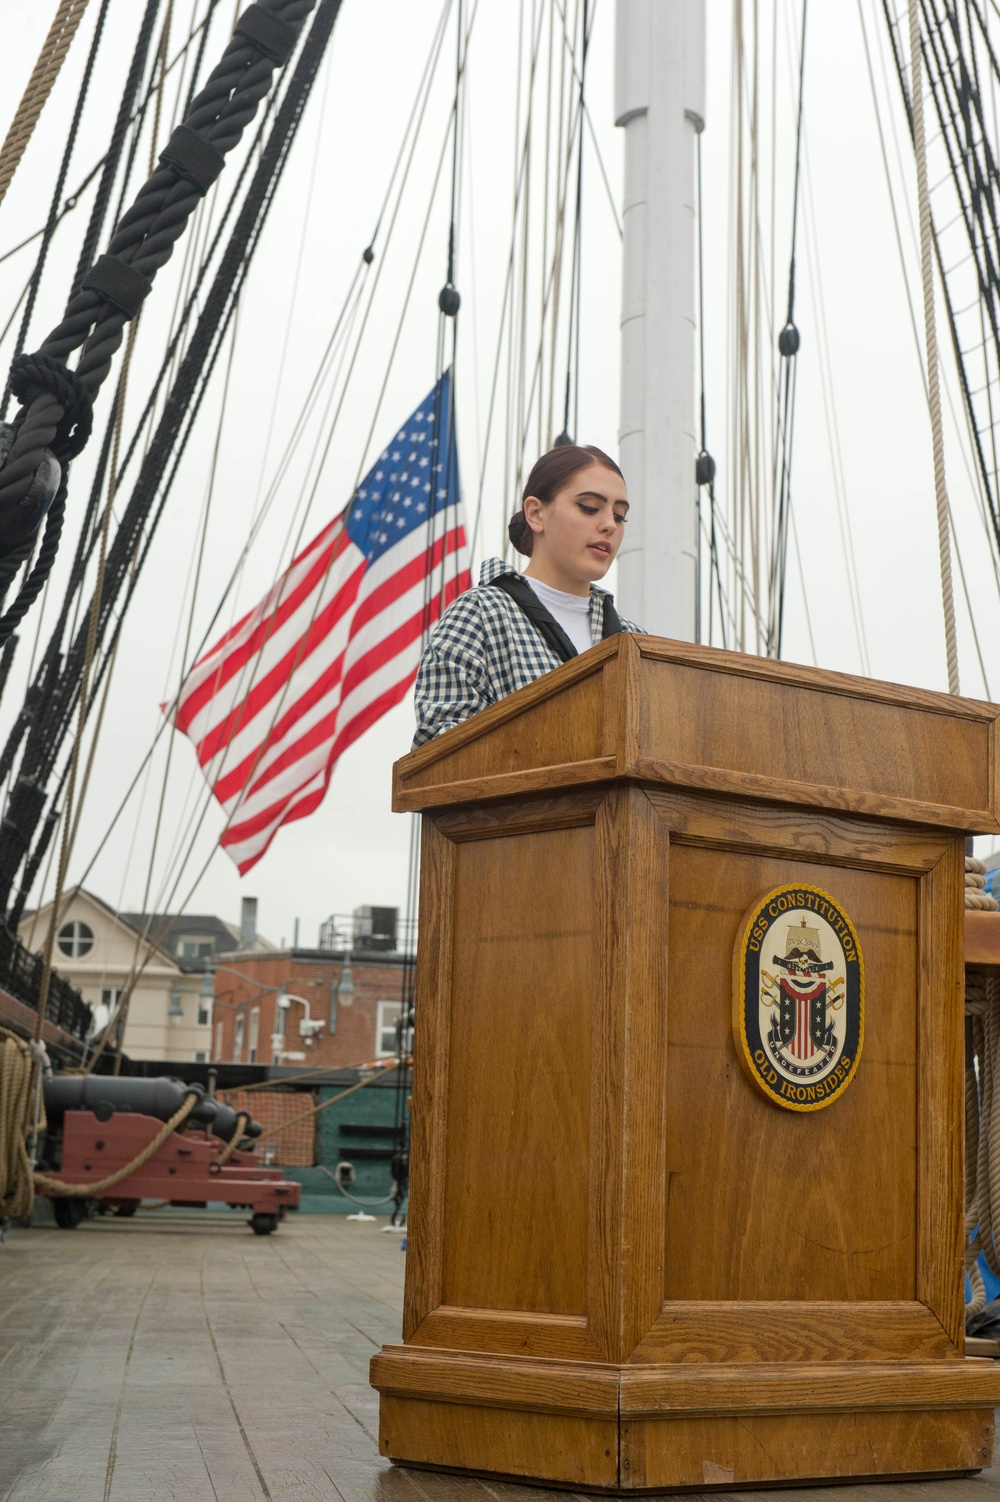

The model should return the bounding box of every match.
[614,0,705,640]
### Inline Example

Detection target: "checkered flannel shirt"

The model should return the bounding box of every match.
[412,557,641,748]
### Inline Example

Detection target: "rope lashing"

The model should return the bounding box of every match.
[0,0,316,636]
[215,1111,249,1165]
[80,256,153,322]
[9,354,93,463]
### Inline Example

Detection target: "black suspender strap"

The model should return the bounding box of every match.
[488,574,578,661]
[488,574,624,661]
[601,593,623,638]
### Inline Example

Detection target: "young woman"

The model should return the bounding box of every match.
[413,444,641,747]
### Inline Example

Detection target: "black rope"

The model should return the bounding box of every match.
[397,0,470,1227]
[767,0,807,659]
[439,0,463,307]
[0,0,345,917]
[694,132,725,650]
[880,0,1000,559]
[0,0,444,902]
[0,0,319,639]
[558,0,590,447]
[74,0,165,300]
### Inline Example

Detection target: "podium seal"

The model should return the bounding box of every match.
[733,883,864,1112]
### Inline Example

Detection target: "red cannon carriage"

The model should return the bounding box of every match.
[36,1076,300,1234]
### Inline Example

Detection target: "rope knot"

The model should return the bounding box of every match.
[9,353,93,460]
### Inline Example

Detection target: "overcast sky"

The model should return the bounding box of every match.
[1,0,998,954]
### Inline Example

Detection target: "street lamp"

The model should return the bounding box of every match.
[336,951,355,1006]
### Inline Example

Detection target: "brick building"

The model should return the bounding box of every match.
[210,939,412,1070]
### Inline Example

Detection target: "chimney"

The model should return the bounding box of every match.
[240,896,258,948]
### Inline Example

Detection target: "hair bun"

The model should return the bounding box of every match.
[508,509,532,555]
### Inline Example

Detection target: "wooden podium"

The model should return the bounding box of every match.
[370,633,1000,1491]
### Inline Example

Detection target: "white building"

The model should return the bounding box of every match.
[19,889,272,1062]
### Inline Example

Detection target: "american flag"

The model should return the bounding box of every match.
[173,371,469,873]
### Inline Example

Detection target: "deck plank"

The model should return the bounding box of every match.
[0,1210,998,1501]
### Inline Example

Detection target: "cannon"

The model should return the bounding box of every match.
[42,1076,264,1142]
[36,1074,298,1234]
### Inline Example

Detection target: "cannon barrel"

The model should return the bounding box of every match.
[43,1075,264,1140]
[209,1099,263,1142]
[43,1075,214,1127]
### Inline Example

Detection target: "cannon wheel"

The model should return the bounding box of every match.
[52,1197,87,1229]
[250,1212,278,1236]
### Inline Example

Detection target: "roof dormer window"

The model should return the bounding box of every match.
[177,937,215,958]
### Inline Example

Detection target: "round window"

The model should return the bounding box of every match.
[57,920,93,958]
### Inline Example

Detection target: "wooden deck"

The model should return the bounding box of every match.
[2,1209,1000,1501]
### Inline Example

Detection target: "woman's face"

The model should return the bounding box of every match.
[523,461,629,591]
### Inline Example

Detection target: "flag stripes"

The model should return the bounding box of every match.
[172,373,468,874]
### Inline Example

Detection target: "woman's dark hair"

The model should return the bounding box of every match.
[508,444,624,556]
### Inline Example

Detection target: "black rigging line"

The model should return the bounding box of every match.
[70,0,165,299]
[694,132,725,651]
[33,2,452,920]
[768,0,808,659]
[0,0,321,645]
[0,19,290,828]
[0,0,346,921]
[2,0,308,738]
[394,0,468,1229]
[558,0,590,446]
[880,0,1000,558]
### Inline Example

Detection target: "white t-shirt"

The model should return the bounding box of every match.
[524,575,593,654]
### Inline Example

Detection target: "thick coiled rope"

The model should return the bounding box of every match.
[0,1029,47,1223]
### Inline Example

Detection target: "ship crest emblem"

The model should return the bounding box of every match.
[733,883,864,1111]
